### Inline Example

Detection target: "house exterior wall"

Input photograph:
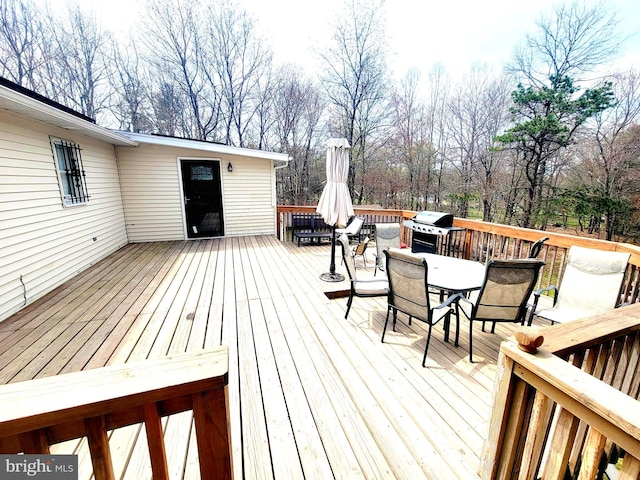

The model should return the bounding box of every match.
[116,143,277,242]
[0,110,128,323]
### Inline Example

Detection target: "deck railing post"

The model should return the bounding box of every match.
[193,385,232,479]
[481,348,519,478]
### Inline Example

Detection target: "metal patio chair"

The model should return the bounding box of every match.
[338,234,388,319]
[381,248,458,367]
[454,259,545,362]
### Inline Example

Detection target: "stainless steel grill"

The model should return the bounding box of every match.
[403,211,463,254]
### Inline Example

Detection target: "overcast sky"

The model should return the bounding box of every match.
[41,0,640,81]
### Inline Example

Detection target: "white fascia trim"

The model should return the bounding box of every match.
[0,85,138,146]
[115,131,290,162]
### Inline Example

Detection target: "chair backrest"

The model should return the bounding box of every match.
[529,237,549,258]
[384,248,431,322]
[375,223,401,269]
[338,233,357,281]
[344,216,364,235]
[555,246,630,313]
[473,259,545,322]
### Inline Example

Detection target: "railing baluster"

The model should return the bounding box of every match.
[84,416,115,480]
[18,429,50,453]
[518,391,553,479]
[144,403,170,480]
[620,455,640,479]
[542,406,581,479]
[577,427,607,480]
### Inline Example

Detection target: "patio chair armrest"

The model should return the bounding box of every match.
[531,284,557,309]
[435,293,465,310]
[527,284,556,326]
[533,284,556,297]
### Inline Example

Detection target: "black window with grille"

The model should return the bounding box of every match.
[51,138,89,206]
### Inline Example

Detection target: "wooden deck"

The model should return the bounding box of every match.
[0,236,532,479]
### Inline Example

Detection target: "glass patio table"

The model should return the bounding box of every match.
[415,252,485,344]
[415,252,485,294]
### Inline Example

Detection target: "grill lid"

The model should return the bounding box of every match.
[412,211,454,227]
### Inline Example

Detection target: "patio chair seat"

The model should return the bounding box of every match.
[354,279,389,296]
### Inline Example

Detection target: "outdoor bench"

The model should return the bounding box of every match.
[292,213,333,246]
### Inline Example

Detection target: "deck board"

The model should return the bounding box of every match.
[0,236,539,479]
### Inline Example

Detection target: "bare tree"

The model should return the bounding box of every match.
[45,5,111,119]
[149,77,184,136]
[109,40,151,132]
[0,0,45,89]
[273,66,325,204]
[204,1,272,147]
[509,0,621,84]
[448,66,512,219]
[425,64,451,210]
[576,69,640,239]
[388,69,432,210]
[142,0,217,140]
[320,0,389,202]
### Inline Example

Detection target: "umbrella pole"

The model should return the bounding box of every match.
[320,225,345,282]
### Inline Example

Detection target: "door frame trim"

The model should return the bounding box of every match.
[177,157,225,240]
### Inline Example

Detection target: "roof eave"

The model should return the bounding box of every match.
[116,131,289,162]
[0,84,138,147]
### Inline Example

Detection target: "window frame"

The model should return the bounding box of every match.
[50,137,90,207]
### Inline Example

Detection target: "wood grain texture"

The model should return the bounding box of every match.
[5,236,633,479]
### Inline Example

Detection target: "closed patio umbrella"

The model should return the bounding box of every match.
[317,138,354,282]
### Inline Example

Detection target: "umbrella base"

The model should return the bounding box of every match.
[320,272,345,283]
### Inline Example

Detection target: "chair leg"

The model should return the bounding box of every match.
[443,312,450,343]
[491,321,496,334]
[453,303,460,347]
[469,319,474,363]
[381,306,391,342]
[345,293,354,319]
[422,324,433,367]
[392,309,398,331]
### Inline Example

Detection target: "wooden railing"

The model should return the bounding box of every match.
[277,205,412,243]
[0,348,232,480]
[481,304,640,479]
[277,206,640,306]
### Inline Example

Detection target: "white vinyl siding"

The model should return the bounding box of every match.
[116,144,186,242]
[0,110,128,323]
[223,160,276,236]
[117,144,277,242]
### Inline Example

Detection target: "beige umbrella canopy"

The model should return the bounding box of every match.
[317,138,354,282]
